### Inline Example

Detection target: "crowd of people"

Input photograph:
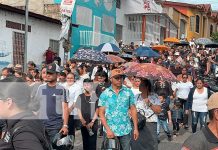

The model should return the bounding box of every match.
[0,44,218,150]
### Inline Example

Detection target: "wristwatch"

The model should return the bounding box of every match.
[91,120,95,123]
[63,125,68,128]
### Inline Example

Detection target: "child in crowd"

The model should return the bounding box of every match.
[157,93,172,142]
[171,99,183,136]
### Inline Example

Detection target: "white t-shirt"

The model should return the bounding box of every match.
[63,82,83,115]
[131,87,141,96]
[192,87,208,112]
[176,81,193,99]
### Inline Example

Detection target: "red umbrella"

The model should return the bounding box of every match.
[107,55,126,63]
[124,63,177,82]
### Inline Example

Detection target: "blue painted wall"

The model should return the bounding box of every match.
[54,0,116,57]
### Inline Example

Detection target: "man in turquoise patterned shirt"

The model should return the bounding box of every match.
[98,69,139,150]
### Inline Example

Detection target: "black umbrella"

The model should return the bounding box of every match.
[205,43,218,48]
[174,41,189,46]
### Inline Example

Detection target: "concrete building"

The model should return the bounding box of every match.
[116,0,178,45]
[162,1,218,40]
[0,3,64,69]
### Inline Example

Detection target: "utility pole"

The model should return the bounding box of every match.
[24,0,29,72]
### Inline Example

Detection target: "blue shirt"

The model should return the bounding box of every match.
[98,86,135,136]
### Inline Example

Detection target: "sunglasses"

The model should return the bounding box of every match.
[113,76,124,80]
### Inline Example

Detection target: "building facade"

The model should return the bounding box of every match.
[54,0,117,56]
[162,1,218,41]
[116,0,178,45]
[0,4,64,69]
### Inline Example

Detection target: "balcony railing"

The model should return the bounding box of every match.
[79,31,118,47]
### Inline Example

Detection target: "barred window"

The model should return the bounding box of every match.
[49,39,59,55]
[190,16,195,32]
[196,15,200,33]
[102,15,115,33]
[76,6,92,27]
[210,24,213,37]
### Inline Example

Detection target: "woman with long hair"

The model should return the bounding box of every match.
[131,79,161,150]
[188,78,211,133]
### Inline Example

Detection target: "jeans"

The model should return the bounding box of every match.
[117,133,131,150]
[191,111,207,133]
[103,133,131,150]
[172,119,181,132]
[157,119,171,137]
[178,98,189,126]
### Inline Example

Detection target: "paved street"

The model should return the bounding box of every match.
[73,125,193,150]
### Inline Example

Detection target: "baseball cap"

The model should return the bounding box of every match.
[207,93,218,110]
[47,63,60,74]
[110,69,124,78]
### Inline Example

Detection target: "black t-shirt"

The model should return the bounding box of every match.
[75,93,98,130]
[158,102,170,120]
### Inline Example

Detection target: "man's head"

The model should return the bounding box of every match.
[1,67,9,79]
[110,69,125,87]
[83,79,93,93]
[46,63,60,83]
[0,77,31,118]
[158,93,166,103]
[182,74,188,83]
[133,77,141,88]
[208,93,218,121]
[59,72,67,83]
[181,68,188,75]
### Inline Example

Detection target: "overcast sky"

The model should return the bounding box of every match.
[166,0,218,11]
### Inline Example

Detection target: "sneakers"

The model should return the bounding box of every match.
[184,125,189,130]
[168,136,172,141]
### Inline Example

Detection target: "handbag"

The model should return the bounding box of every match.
[136,109,146,130]
[130,95,155,130]
[130,95,146,130]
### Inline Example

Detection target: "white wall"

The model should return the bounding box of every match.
[0,9,64,67]
[116,0,163,45]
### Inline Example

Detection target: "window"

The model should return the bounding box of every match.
[116,0,121,9]
[210,24,213,37]
[13,32,25,67]
[195,15,200,33]
[190,16,195,32]
[76,6,92,27]
[49,39,59,55]
[102,15,115,33]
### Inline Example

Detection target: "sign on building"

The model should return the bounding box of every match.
[60,0,76,17]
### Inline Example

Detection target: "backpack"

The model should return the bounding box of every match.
[11,120,52,150]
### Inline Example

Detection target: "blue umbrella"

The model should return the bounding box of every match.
[95,43,120,53]
[135,46,160,57]
[118,53,133,59]
[71,49,110,63]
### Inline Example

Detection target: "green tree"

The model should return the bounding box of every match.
[211,32,218,42]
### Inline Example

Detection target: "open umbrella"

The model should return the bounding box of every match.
[195,38,212,45]
[95,43,120,53]
[106,55,126,63]
[152,45,170,51]
[164,37,180,43]
[124,63,177,82]
[118,53,133,59]
[71,49,110,63]
[174,41,190,46]
[135,46,160,57]
[205,43,218,48]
